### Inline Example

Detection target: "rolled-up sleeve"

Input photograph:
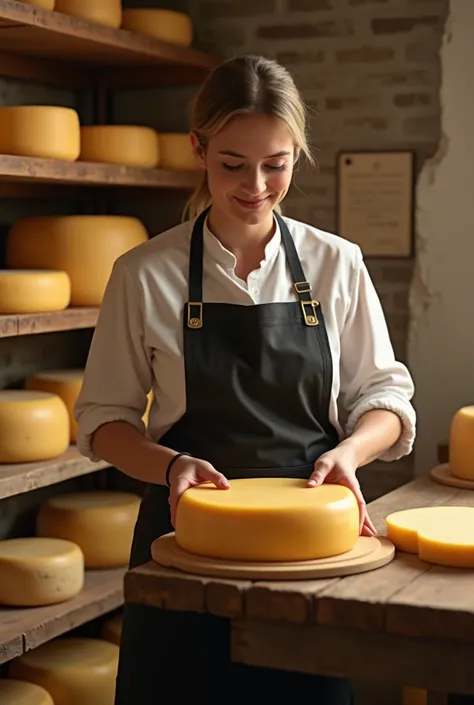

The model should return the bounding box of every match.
[74,257,153,461]
[339,247,416,462]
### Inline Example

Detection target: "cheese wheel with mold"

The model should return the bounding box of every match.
[0,106,80,161]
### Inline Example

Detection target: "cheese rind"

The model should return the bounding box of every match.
[80,125,159,168]
[0,270,71,314]
[0,390,70,463]
[54,0,122,28]
[176,478,360,562]
[25,368,84,443]
[101,613,123,646]
[449,405,474,480]
[0,106,80,161]
[157,133,197,171]
[37,491,141,568]
[10,637,119,705]
[0,680,54,705]
[121,9,193,46]
[0,537,84,606]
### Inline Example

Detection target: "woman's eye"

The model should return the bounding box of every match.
[222,163,243,171]
[267,164,286,172]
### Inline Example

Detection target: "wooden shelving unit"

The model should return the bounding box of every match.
[0,307,100,337]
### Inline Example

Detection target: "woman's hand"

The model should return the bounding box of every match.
[307,443,377,537]
[168,455,230,526]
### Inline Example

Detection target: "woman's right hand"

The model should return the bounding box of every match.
[168,455,230,527]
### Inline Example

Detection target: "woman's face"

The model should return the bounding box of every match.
[193,113,296,227]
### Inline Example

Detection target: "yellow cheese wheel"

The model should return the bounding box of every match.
[6,216,148,307]
[0,270,70,314]
[158,133,197,171]
[22,0,55,9]
[0,537,84,606]
[79,125,159,168]
[101,613,123,646]
[449,405,474,480]
[176,478,360,562]
[37,491,141,568]
[0,390,70,463]
[121,9,192,46]
[0,106,80,161]
[0,680,54,705]
[10,638,119,705]
[25,369,84,443]
[54,0,122,28]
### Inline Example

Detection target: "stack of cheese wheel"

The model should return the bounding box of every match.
[10,637,119,705]
[0,680,54,705]
[175,478,360,562]
[157,133,197,171]
[0,537,84,606]
[0,106,80,161]
[54,0,122,28]
[25,369,84,444]
[449,405,474,480]
[6,215,148,307]
[36,491,141,568]
[0,270,71,314]
[101,612,123,646]
[79,125,160,168]
[22,0,55,8]
[121,9,193,46]
[0,390,70,463]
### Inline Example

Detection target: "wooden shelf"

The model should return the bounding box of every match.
[0,566,125,665]
[0,446,110,500]
[0,0,220,88]
[0,307,99,338]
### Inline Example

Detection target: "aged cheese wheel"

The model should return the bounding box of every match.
[449,405,474,480]
[25,369,84,443]
[0,537,84,606]
[80,125,159,168]
[0,680,54,705]
[22,0,55,9]
[37,491,141,568]
[6,215,148,307]
[0,106,80,161]
[121,9,192,46]
[54,0,122,28]
[101,613,123,646]
[0,270,71,314]
[0,390,70,463]
[10,638,119,705]
[176,478,360,562]
[158,133,197,171]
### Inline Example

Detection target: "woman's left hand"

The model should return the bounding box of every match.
[307,443,377,537]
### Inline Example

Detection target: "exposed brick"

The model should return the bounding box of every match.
[371,15,441,34]
[344,116,388,130]
[364,70,433,87]
[394,92,431,107]
[404,114,439,135]
[257,20,354,39]
[276,49,325,65]
[198,26,247,48]
[200,0,275,20]
[326,95,377,110]
[336,46,394,64]
[287,0,333,10]
[406,40,441,63]
[381,264,414,284]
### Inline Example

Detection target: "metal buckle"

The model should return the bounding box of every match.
[294,280,312,294]
[301,300,319,326]
[187,302,203,328]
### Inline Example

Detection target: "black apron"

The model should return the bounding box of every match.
[114,209,354,704]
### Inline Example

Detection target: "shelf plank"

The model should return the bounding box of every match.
[0,307,99,338]
[0,567,126,665]
[0,446,110,500]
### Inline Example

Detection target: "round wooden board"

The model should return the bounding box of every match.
[151,533,395,581]
[430,463,474,490]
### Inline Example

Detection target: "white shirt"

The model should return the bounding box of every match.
[75,214,416,465]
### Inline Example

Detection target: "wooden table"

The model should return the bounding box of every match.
[125,475,474,701]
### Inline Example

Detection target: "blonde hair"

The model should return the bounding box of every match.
[183,54,313,221]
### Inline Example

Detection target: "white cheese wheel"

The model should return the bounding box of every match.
[0,390,70,463]
[37,491,141,568]
[0,270,71,314]
[22,0,55,9]
[121,9,193,46]
[6,215,148,307]
[157,133,197,171]
[54,0,122,28]
[0,537,84,606]
[176,478,360,562]
[101,613,123,646]
[449,405,474,480]
[25,369,84,443]
[10,638,119,705]
[0,680,54,705]
[79,125,159,168]
[0,106,80,161]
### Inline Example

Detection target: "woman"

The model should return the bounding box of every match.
[75,55,416,704]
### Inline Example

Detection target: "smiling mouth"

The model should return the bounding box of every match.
[234,196,268,208]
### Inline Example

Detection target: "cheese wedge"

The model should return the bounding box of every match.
[0,106,80,161]
[449,405,474,480]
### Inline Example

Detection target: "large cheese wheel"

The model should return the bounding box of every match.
[36,491,141,568]
[25,369,84,443]
[0,680,54,705]
[158,133,197,171]
[0,390,70,463]
[54,0,122,28]
[449,405,474,480]
[22,0,55,9]
[121,9,192,46]
[0,537,84,606]
[176,478,360,562]
[10,638,119,705]
[6,216,148,307]
[0,270,71,314]
[79,125,159,168]
[0,106,80,161]
[101,613,123,646]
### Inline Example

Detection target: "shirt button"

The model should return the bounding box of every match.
[251,287,259,296]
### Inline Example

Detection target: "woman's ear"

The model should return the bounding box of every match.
[190,132,206,169]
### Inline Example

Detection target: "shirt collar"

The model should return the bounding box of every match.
[203,213,282,270]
